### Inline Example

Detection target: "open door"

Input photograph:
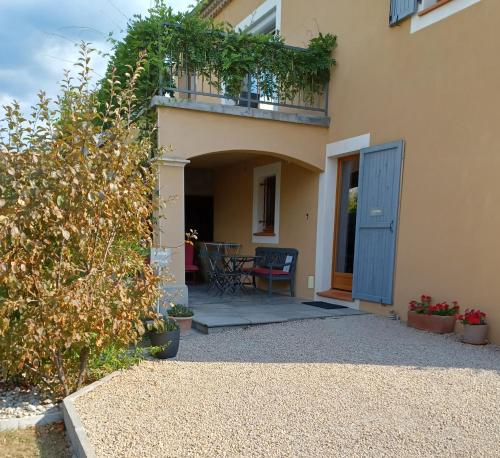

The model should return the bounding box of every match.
[332,155,359,291]
[352,140,404,304]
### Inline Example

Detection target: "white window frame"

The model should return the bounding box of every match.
[252,162,281,244]
[411,0,481,33]
[235,0,281,34]
[233,0,281,111]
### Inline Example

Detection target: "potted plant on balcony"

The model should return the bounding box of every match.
[458,309,488,345]
[407,295,459,334]
[147,315,180,359]
[167,304,195,335]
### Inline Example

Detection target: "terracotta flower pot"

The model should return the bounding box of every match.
[407,311,456,334]
[170,316,193,335]
[462,324,488,345]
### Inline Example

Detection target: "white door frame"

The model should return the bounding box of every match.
[314,134,371,308]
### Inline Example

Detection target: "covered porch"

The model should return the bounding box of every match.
[184,149,320,297]
[153,99,330,305]
[151,18,333,307]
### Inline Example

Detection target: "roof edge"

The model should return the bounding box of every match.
[198,0,233,19]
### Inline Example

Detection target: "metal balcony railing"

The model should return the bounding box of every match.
[158,24,330,117]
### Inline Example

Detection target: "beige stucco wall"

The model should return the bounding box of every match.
[209,0,500,343]
[212,157,319,298]
[213,0,264,25]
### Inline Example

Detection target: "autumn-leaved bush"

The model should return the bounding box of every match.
[0,45,160,397]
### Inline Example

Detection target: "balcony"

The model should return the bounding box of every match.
[152,23,332,127]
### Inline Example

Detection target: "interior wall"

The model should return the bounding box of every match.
[213,156,319,299]
[185,167,215,242]
[185,168,214,196]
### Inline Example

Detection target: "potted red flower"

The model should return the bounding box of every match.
[458,309,488,345]
[407,295,459,334]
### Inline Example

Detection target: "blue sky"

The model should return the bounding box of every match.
[0,0,192,109]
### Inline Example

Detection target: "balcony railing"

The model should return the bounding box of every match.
[158,24,330,117]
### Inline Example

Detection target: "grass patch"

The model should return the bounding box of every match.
[0,423,70,458]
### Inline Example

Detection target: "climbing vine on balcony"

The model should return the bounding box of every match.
[162,15,337,102]
[99,2,337,127]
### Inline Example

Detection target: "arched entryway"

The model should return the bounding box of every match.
[182,150,321,299]
[153,103,328,305]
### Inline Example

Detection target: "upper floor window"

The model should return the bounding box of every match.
[236,0,281,35]
[419,0,454,16]
[411,0,481,33]
[389,0,482,33]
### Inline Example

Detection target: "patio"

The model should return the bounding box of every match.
[188,284,366,333]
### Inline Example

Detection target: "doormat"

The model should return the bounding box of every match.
[303,301,348,310]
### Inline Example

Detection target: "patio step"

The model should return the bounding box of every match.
[192,310,367,334]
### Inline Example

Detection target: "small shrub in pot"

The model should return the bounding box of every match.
[147,316,180,359]
[167,304,194,335]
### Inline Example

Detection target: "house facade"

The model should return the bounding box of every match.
[153,0,500,344]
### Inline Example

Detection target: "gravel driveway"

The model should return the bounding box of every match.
[75,315,500,457]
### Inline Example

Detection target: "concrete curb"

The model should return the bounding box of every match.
[62,372,122,458]
[0,406,63,431]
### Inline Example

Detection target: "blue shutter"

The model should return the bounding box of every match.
[390,0,418,26]
[352,140,404,304]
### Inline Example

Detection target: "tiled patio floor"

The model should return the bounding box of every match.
[188,285,366,333]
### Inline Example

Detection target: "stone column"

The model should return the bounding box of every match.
[153,155,190,308]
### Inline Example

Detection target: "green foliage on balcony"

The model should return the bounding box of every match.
[98,1,337,131]
[162,15,337,102]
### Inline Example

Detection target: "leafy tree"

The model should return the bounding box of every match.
[0,45,160,397]
[97,2,201,144]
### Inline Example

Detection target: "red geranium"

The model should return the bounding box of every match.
[408,295,459,316]
[458,309,486,326]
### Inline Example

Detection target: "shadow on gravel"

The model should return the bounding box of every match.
[175,315,500,373]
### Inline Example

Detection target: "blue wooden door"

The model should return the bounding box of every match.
[352,140,404,304]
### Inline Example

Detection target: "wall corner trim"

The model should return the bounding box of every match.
[155,156,191,167]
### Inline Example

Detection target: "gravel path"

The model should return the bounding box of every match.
[75,315,500,457]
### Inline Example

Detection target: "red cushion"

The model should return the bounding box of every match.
[185,265,199,272]
[253,267,288,276]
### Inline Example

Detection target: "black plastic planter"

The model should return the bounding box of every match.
[150,329,180,359]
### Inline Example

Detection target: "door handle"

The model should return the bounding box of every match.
[389,220,394,233]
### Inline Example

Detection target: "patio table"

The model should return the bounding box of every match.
[217,254,261,294]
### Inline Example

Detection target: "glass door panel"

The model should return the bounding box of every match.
[332,155,359,291]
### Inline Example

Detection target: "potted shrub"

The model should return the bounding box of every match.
[407,295,459,334]
[458,309,488,345]
[167,304,195,335]
[147,315,180,359]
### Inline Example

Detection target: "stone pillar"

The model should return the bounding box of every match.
[153,156,190,308]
